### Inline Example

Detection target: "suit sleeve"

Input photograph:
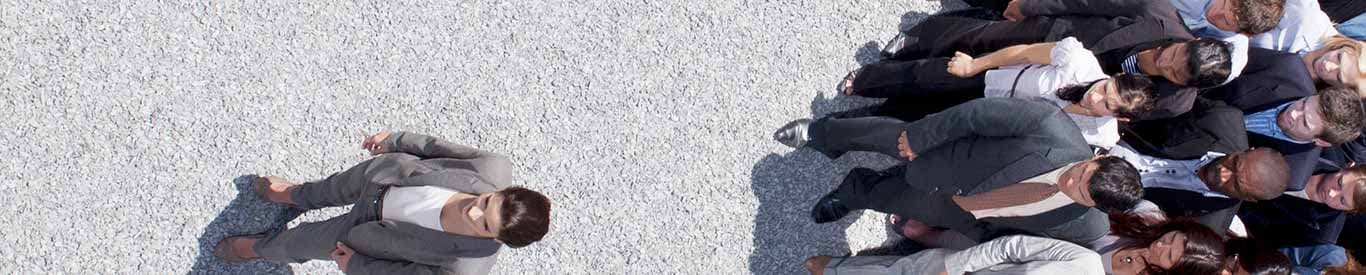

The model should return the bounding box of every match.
[382,131,508,161]
[346,253,448,275]
[942,235,1105,275]
[1019,0,1151,18]
[903,98,1072,154]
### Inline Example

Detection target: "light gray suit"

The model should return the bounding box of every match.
[252,132,513,275]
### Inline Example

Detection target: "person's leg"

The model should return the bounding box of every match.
[289,157,387,210]
[252,210,365,263]
[890,15,1052,61]
[821,249,952,275]
[805,117,908,159]
[834,168,980,233]
[873,88,986,122]
[850,57,987,99]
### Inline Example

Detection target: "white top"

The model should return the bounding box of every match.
[969,162,1078,219]
[1108,143,1230,199]
[382,185,458,232]
[943,235,1106,275]
[983,37,1120,149]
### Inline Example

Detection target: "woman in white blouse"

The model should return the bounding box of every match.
[841,37,1158,149]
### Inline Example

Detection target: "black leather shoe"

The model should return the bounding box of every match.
[880,33,908,58]
[811,191,852,224]
[774,118,812,148]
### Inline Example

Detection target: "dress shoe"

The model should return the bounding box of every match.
[215,234,265,263]
[880,33,909,58]
[811,191,852,224]
[774,119,813,148]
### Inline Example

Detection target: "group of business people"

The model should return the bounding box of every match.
[775,0,1366,274]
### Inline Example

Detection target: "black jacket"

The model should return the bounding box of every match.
[1120,98,1248,160]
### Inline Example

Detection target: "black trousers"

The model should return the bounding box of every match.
[851,57,988,122]
[891,15,1054,61]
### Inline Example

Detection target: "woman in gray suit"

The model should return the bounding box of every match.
[214,131,552,275]
[803,218,1226,275]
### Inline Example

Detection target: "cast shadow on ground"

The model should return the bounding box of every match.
[188,175,303,275]
[748,92,898,275]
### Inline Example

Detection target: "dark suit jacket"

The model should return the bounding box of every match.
[1120,98,1249,160]
[1017,0,1194,55]
[1239,195,1347,248]
[1144,188,1241,234]
[899,98,1109,244]
[1200,47,1321,191]
[344,132,514,275]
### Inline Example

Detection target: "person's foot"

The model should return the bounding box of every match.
[254,176,298,207]
[880,33,908,58]
[804,256,833,275]
[215,235,263,262]
[774,119,813,148]
[811,190,852,224]
[839,68,862,96]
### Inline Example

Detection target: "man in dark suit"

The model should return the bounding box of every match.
[1240,161,1366,248]
[772,98,1144,244]
[1106,143,1290,233]
[1200,49,1366,191]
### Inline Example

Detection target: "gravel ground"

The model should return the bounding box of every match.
[0,1,963,274]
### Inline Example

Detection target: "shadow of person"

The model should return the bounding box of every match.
[189,175,303,274]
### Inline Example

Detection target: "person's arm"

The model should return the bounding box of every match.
[899,97,1071,159]
[364,131,507,161]
[1007,0,1152,19]
[946,42,1056,78]
[346,253,450,275]
[942,235,1105,275]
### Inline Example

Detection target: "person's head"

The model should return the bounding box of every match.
[1197,148,1289,201]
[1060,156,1143,213]
[1204,0,1283,35]
[1308,36,1366,96]
[1149,39,1232,88]
[1055,74,1159,118]
[1305,165,1366,212]
[1110,218,1227,275]
[478,186,551,248]
[1221,237,1291,275]
[1276,87,1365,147]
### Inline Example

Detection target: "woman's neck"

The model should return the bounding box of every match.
[1136,49,1161,76]
[1062,104,1098,117]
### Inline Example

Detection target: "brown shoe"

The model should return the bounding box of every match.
[804,256,832,275]
[253,176,299,207]
[215,234,265,263]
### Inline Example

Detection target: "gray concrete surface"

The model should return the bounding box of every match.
[0,0,963,273]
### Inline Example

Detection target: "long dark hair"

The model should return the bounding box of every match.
[1110,215,1227,275]
[1053,73,1157,118]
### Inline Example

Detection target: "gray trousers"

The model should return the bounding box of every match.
[824,249,950,275]
[252,158,385,263]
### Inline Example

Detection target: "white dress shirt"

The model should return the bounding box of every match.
[982,37,1120,149]
[1108,143,1230,199]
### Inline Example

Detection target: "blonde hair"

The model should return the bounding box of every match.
[1318,35,1366,97]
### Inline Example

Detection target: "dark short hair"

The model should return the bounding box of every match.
[1232,148,1289,201]
[1234,0,1285,35]
[1110,73,1159,118]
[1225,237,1291,275]
[1343,165,1366,213]
[1316,87,1365,145]
[1088,156,1144,213]
[496,186,551,248]
[1186,38,1233,89]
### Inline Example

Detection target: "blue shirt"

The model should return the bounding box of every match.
[1169,0,1336,54]
[1281,244,1348,275]
[1244,101,1312,144]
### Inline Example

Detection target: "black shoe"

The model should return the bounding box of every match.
[880,33,908,58]
[774,118,812,148]
[811,191,852,224]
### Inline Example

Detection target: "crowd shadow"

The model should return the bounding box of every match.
[188,175,304,275]
[748,90,901,274]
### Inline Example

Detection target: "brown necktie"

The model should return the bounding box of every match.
[951,182,1061,212]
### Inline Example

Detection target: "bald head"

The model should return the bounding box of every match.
[1201,148,1289,201]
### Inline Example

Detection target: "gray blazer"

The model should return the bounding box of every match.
[899,98,1110,244]
[344,132,514,275]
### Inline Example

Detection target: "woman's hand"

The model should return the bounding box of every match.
[946,51,982,78]
[362,131,392,155]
